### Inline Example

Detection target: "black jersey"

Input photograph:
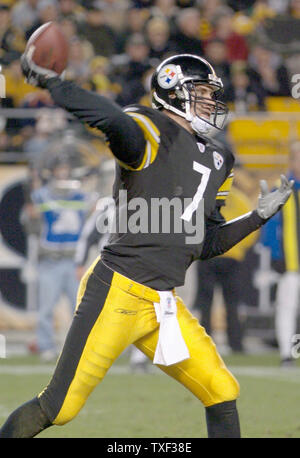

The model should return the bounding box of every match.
[102,105,234,289]
[46,78,265,291]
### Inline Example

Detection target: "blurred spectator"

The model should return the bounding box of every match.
[25,0,59,40]
[199,0,234,41]
[204,38,232,97]
[88,55,111,91]
[136,67,155,107]
[226,1,278,40]
[117,32,151,78]
[192,184,258,353]
[247,45,291,96]
[114,33,152,106]
[212,14,249,62]
[58,16,78,42]
[204,39,265,112]
[175,0,197,7]
[115,5,149,53]
[268,0,288,14]
[16,90,56,135]
[24,144,92,361]
[58,0,85,23]
[0,128,24,152]
[65,36,94,84]
[201,0,233,20]
[173,7,203,56]
[251,0,277,21]
[94,0,131,33]
[132,0,153,7]
[0,4,26,61]
[150,0,179,29]
[3,51,38,107]
[145,16,175,60]
[11,0,39,32]
[78,1,117,57]
[87,55,120,99]
[289,0,300,17]
[285,52,300,81]
[227,63,266,112]
[257,12,300,55]
[23,109,68,165]
[260,141,300,367]
[226,0,256,10]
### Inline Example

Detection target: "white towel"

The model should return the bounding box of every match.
[153,291,190,366]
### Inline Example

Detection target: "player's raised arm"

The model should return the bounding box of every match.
[200,175,294,260]
[20,36,147,170]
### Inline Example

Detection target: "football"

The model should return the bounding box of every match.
[25,21,69,75]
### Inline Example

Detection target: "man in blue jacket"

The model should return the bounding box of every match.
[260,141,300,367]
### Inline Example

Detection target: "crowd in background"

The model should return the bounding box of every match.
[0,0,299,157]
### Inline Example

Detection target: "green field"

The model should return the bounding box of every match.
[0,352,300,438]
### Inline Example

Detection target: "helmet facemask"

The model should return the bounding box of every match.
[175,80,228,135]
[152,55,228,135]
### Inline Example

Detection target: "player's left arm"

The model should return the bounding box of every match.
[200,175,294,260]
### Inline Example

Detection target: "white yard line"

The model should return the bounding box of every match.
[0,364,300,383]
[230,366,300,383]
[0,365,130,375]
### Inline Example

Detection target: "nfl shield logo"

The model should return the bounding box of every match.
[213,151,224,170]
[197,142,205,153]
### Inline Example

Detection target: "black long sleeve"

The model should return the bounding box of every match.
[200,209,265,260]
[46,77,146,168]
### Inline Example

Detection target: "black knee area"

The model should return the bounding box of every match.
[205,400,241,438]
[0,396,52,438]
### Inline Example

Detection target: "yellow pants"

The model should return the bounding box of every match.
[38,258,240,425]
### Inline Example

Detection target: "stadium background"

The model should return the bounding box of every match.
[0,0,299,355]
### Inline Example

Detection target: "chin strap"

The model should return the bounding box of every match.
[189,115,212,135]
[153,91,212,135]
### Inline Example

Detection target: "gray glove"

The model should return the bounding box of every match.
[257,174,294,220]
[21,49,62,88]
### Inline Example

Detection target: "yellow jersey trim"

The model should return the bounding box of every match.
[216,170,234,201]
[120,111,160,171]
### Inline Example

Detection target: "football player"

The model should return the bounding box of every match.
[0,53,293,438]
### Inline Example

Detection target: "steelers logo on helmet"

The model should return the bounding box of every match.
[157,64,178,89]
